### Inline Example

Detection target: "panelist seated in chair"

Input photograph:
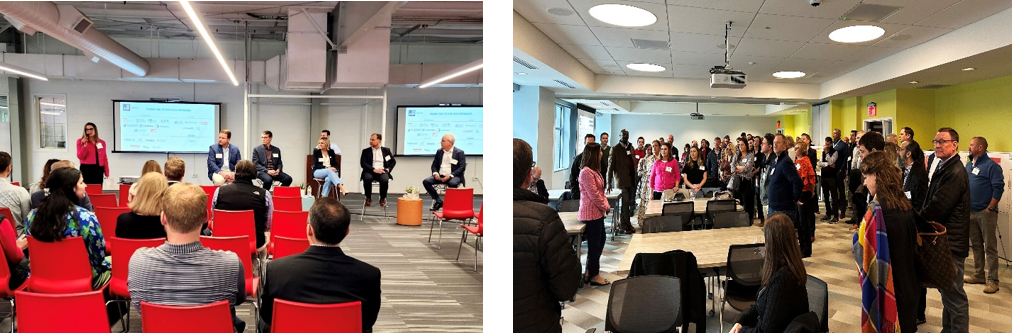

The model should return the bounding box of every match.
[252,130,293,190]
[213,160,274,250]
[423,133,467,211]
[313,138,348,197]
[208,129,241,185]
[258,197,381,333]
[360,133,396,207]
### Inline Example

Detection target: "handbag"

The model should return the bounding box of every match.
[914,219,959,289]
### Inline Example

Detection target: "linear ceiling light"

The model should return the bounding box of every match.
[0,62,48,81]
[773,71,806,79]
[418,59,483,88]
[589,4,656,27]
[626,63,666,72]
[829,25,885,43]
[180,1,239,86]
[40,102,66,107]
[40,111,62,116]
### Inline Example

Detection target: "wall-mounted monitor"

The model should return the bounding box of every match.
[112,100,221,154]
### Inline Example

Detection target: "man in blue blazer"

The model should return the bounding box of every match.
[252,130,293,190]
[207,129,242,184]
[422,133,466,211]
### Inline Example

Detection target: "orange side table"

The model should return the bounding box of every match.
[397,198,423,226]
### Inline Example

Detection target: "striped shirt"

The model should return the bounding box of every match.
[127,241,246,317]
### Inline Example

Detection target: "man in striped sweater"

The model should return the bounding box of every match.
[128,183,247,332]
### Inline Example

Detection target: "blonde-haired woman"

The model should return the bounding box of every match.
[312,137,348,196]
[116,172,168,239]
[128,160,162,203]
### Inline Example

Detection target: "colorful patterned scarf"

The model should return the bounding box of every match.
[853,203,900,333]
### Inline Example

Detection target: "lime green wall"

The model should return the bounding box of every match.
[935,74,1012,151]
[841,97,859,131]
[859,90,897,132]
[773,106,811,138]
[896,89,936,145]
[830,100,844,131]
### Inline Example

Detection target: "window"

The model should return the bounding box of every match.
[554,102,574,171]
[37,95,68,149]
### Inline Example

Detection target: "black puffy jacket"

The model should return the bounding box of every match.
[513,188,581,333]
[919,156,971,257]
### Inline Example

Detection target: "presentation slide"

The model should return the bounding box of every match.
[112,101,221,154]
[396,106,483,156]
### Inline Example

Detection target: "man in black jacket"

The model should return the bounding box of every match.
[360,133,396,207]
[600,132,611,187]
[513,138,580,333]
[832,129,850,219]
[423,134,467,211]
[919,127,970,333]
[607,129,638,233]
[568,134,596,200]
[258,197,381,333]
[251,130,293,190]
[213,160,273,250]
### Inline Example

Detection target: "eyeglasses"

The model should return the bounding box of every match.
[85,128,95,131]
[931,139,956,145]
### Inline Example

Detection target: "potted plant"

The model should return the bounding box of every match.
[299,182,310,196]
[403,186,421,200]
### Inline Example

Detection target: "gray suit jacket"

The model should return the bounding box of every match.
[252,144,284,174]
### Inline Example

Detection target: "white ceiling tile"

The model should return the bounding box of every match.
[757,0,864,19]
[915,0,1012,29]
[608,47,673,63]
[791,42,867,60]
[570,0,669,31]
[872,25,952,49]
[733,38,807,57]
[777,58,839,73]
[809,60,865,80]
[560,44,612,60]
[742,14,836,42]
[670,51,726,66]
[513,0,585,25]
[533,23,602,46]
[871,0,960,25]
[576,58,609,73]
[669,32,728,53]
[590,26,669,47]
[580,58,622,69]
[664,0,766,13]
[728,54,787,71]
[808,21,909,46]
[842,46,903,63]
[666,6,754,36]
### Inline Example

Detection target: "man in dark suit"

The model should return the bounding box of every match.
[360,133,396,207]
[423,133,467,211]
[207,129,242,184]
[607,129,637,233]
[258,197,381,333]
[568,134,595,200]
[251,130,293,190]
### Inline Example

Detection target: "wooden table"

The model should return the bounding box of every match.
[548,188,621,201]
[396,198,423,226]
[617,226,765,272]
[557,212,586,259]
[640,198,739,217]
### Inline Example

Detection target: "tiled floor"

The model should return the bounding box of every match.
[562,204,1012,333]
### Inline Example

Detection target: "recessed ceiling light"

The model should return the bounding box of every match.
[829,25,885,43]
[962,67,976,71]
[589,4,657,27]
[710,96,716,98]
[909,80,919,84]
[515,72,528,76]
[626,63,666,72]
[773,71,806,79]
[547,8,574,16]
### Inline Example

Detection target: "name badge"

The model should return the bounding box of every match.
[96,143,103,149]
[972,167,980,176]
[905,191,912,199]
[384,155,391,161]
[771,168,776,175]
[318,158,325,162]
[699,166,705,171]
[215,153,223,159]
[665,166,673,172]
[272,153,279,158]
[796,163,801,170]
[451,159,458,165]
[741,159,748,163]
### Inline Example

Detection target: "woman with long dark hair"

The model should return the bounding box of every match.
[578,142,610,286]
[76,122,109,185]
[30,158,60,193]
[25,167,110,288]
[854,151,918,332]
[901,140,930,325]
[681,146,708,198]
[731,137,756,221]
[730,213,809,333]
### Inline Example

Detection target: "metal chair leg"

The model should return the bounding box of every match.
[474,235,480,272]
[437,219,443,249]
[456,228,467,260]
[428,215,436,242]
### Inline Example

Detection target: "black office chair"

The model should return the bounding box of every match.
[606,276,682,333]
[720,243,764,332]
[703,199,737,229]
[557,199,580,212]
[661,201,694,231]
[806,275,829,333]
[712,211,751,229]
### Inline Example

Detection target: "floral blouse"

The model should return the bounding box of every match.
[25,205,111,280]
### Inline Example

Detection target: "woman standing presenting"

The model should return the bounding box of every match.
[578,142,610,286]
[76,122,109,185]
[649,143,681,200]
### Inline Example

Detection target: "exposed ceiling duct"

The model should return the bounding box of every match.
[0,1,149,76]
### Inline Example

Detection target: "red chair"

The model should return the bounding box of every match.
[0,207,13,226]
[16,290,110,333]
[272,236,309,259]
[456,203,483,271]
[0,218,27,332]
[270,299,361,333]
[428,188,475,249]
[268,210,309,256]
[273,186,301,197]
[201,185,219,224]
[201,236,260,324]
[86,184,103,195]
[10,182,18,187]
[108,237,163,330]
[94,206,130,251]
[118,183,131,207]
[140,300,233,333]
[90,193,118,209]
[212,210,257,255]
[27,236,102,293]
[272,196,302,212]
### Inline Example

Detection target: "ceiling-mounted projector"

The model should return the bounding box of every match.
[690,113,704,120]
[710,66,747,89]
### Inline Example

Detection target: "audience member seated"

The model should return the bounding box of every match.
[252,130,293,190]
[30,160,94,213]
[730,213,809,333]
[423,133,467,211]
[116,173,169,239]
[164,157,186,186]
[128,183,246,332]
[258,197,381,332]
[128,160,162,204]
[312,137,348,197]
[213,160,274,250]
[208,129,241,185]
[25,167,111,288]
[28,158,60,193]
[0,152,30,234]
[0,212,27,290]
[360,133,396,207]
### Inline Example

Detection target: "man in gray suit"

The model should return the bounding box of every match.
[252,130,293,190]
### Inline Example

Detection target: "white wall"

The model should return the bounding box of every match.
[513,84,539,157]
[610,114,777,150]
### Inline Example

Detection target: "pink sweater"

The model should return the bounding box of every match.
[650,159,681,192]
[578,167,610,221]
[76,138,110,177]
